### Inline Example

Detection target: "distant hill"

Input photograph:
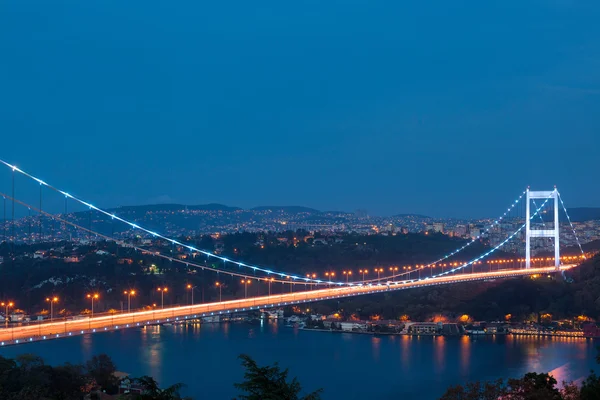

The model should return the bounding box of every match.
[323,210,354,216]
[251,206,321,213]
[189,203,242,212]
[393,213,431,219]
[111,203,241,213]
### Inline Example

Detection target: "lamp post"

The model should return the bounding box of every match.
[306,273,316,290]
[215,282,222,302]
[123,290,135,313]
[343,270,352,283]
[186,284,197,305]
[1,301,14,327]
[325,272,335,288]
[376,268,383,281]
[46,296,58,321]
[157,287,168,309]
[241,279,250,299]
[86,293,99,319]
[268,278,274,296]
[389,267,399,282]
[359,269,368,281]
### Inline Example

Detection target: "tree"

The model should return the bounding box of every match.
[506,372,561,400]
[85,353,118,393]
[234,354,323,400]
[50,363,89,400]
[440,379,506,400]
[560,381,581,400]
[132,376,186,400]
[580,371,600,400]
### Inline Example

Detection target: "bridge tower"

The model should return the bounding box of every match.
[525,188,560,270]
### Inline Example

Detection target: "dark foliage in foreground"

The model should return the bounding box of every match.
[234,354,323,400]
[0,353,186,400]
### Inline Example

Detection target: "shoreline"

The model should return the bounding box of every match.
[300,327,592,339]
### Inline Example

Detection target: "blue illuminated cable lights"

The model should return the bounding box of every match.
[432,195,553,278]
[531,198,556,251]
[363,188,528,283]
[0,159,341,286]
[557,192,586,257]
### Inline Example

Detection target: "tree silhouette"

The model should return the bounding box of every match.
[234,354,323,400]
[133,375,186,400]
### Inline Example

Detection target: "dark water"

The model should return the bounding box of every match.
[0,321,597,399]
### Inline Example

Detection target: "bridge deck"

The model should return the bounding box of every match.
[0,265,574,346]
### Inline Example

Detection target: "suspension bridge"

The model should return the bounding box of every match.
[0,159,589,346]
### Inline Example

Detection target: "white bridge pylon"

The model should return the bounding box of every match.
[526,187,560,270]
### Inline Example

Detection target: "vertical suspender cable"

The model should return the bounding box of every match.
[11,168,15,262]
[39,184,43,241]
[2,196,5,243]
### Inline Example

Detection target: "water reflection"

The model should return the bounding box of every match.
[433,336,446,375]
[400,335,411,370]
[1,325,596,400]
[371,336,381,361]
[459,335,471,375]
[269,320,279,335]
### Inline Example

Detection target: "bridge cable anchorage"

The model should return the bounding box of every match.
[557,192,586,258]
[0,191,324,287]
[0,159,339,286]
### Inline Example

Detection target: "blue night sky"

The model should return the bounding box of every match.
[1,1,599,218]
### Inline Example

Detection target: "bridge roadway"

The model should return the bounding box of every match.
[0,265,575,346]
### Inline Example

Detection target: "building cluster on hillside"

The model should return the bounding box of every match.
[2,206,599,259]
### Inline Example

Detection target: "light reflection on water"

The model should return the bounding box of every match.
[460,335,471,375]
[0,324,597,400]
[400,334,411,371]
[433,336,446,375]
[371,336,381,361]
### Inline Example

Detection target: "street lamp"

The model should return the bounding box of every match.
[389,266,398,281]
[186,284,197,305]
[215,282,223,302]
[342,271,352,284]
[1,301,14,326]
[46,296,58,321]
[86,293,99,318]
[359,269,368,281]
[157,287,168,309]
[123,290,135,313]
[241,279,251,298]
[376,268,384,281]
[306,273,317,290]
[325,272,335,288]
[267,277,274,296]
